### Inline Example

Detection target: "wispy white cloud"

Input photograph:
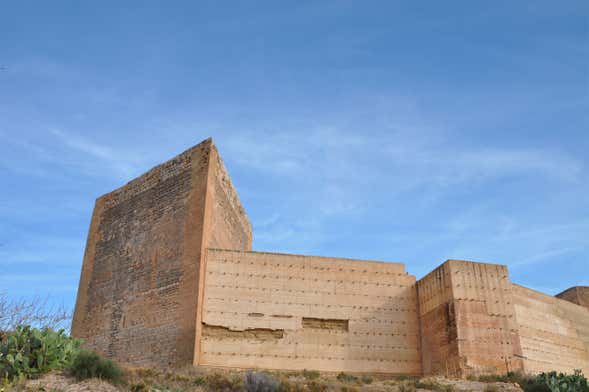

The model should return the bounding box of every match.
[446,217,589,269]
[514,246,586,267]
[223,127,583,185]
[50,129,115,161]
[219,125,587,274]
[49,128,145,179]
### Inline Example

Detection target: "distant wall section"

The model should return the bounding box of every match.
[512,284,589,374]
[556,287,589,311]
[198,249,422,374]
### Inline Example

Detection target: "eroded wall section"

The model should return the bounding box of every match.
[417,260,524,377]
[512,284,589,374]
[416,263,459,376]
[198,249,422,374]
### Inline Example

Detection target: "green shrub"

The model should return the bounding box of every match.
[302,370,320,380]
[0,325,82,381]
[204,372,244,391]
[394,375,411,381]
[194,376,206,386]
[129,381,150,392]
[537,370,588,392]
[336,372,358,384]
[361,375,373,384]
[473,370,588,392]
[67,349,122,383]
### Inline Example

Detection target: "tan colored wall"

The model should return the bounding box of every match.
[416,263,460,376]
[198,249,422,374]
[450,260,524,376]
[417,260,524,377]
[556,287,589,311]
[72,139,251,367]
[512,284,589,374]
[193,145,252,364]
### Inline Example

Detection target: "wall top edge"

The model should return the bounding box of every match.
[512,283,589,311]
[416,258,508,284]
[444,259,507,268]
[556,286,589,296]
[96,137,213,204]
[206,247,408,273]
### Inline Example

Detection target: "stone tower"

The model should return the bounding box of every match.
[71,138,252,367]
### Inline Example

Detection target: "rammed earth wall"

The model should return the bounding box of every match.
[72,138,589,375]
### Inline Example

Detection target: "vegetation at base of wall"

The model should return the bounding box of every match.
[334,372,374,386]
[398,381,417,392]
[301,369,320,380]
[484,385,501,392]
[120,369,586,392]
[415,379,456,392]
[67,349,122,383]
[524,371,588,392]
[336,372,359,384]
[204,372,245,391]
[471,370,589,392]
[0,325,81,381]
[244,371,280,392]
[0,325,121,387]
[4,350,589,392]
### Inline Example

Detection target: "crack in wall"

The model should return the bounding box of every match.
[202,323,284,340]
[302,317,349,331]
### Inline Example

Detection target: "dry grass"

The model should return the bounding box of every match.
[2,367,532,392]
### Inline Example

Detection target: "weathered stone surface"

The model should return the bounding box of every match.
[513,284,589,374]
[71,138,251,367]
[416,260,524,377]
[199,249,421,374]
[72,138,589,375]
[417,260,589,377]
[556,286,589,311]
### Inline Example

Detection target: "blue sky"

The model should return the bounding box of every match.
[1,1,588,312]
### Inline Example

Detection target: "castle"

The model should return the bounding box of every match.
[72,138,589,377]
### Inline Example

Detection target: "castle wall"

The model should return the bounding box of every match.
[556,287,589,311]
[198,249,422,374]
[193,145,252,364]
[416,263,460,376]
[417,260,524,377]
[71,139,251,367]
[449,261,524,375]
[512,284,589,374]
[72,138,589,375]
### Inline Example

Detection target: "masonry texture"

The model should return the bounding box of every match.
[72,138,589,376]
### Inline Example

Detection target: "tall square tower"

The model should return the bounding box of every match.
[71,138,252,367]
